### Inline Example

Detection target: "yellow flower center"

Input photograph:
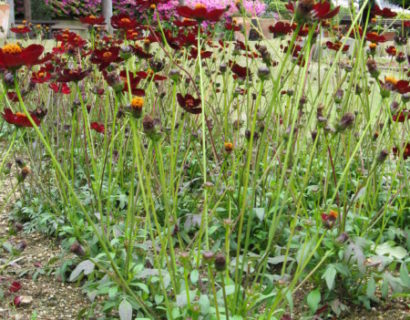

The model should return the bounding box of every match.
[131,97,144,109]
[17,25,25,29]
[150,4,156,9]
[185,98,194,107]
[224,142,234,152]
[369,42,377,49]
[120,18,131,24]
[89,15,97,19]
[194,3,206,10]
[2,43,23,54]
[15,112,27,118]
[385,76,398,86]
[38,72,45,78]
[329,210,338,219]
[102,52,113,60]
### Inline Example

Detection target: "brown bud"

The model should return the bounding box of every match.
[214,253,226,272]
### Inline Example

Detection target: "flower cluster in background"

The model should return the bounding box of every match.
[21,0,266,19]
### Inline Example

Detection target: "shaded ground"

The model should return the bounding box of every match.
[0,166,89,319]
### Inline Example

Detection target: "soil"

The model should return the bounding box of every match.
[0,168,90,320]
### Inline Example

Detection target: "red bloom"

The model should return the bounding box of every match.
[395,80,410,94]
[79,15,105,25]
[7,92,20,102]
[174,19,198,28]
[288,1,340,22]
[10,25,30,34]
[326,41,349,52]
[372,5,397,18]
[111,13,138,30]
[91,46,122,70]
[366,32,387,43]
[55,30,87,49]
[177,93,202,114]
[385,45,396,56]
[392,109,409,122]
[0,44,45,70]
[57,68,90,83]
[31,69,51,84]
[176,4,225,22]
[190,48,212,60]
[2,108,41,127]
[49,83,71,94]
[225,21,241,31]
[393,143,410,160]
[9,281,22,293]
[269,21,295,37]
[230,62,250,80]
[90,122,105,134]
[118,71,145,96]
[136,71,167,81]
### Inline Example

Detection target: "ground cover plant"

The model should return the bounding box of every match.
[0,0,409,319]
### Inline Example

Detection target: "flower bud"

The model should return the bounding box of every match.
[214,253,226,272]
[337,112,355,131]
[377,149,389,163]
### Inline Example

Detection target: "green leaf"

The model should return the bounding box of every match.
[190,270,199,284]
[69,260,94,282]
[135,283,149,294]
[119,299,132,320]
[307,289,321,313]
[253,208,265,222]
[199,294,210,314]
[366,277,376,299]
[322,265,337,290]
[400,263,410,287]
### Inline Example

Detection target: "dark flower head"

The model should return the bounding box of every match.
[79,15,105,26]
[0,43,45,70]
[177,93,202,114]
[366,32,387,43]
[90,122,105,134]
[372,5,397,18]
[31,69,51,84]
[326,41,349,52]
[57,68,90,83]
[10,25,31,34]
[287,0,340,24]
[111,13,138,30]
[337,112,355,131]
[176,4,225,22]
[91,46,122,70]
[269,21,295,37]
[2,108,41,128]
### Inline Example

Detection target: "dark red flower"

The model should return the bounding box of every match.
[321,210,338,228]
[31,69,51,84]
[2,108,41,127]
[393,143,410,160]
[118,71,145,96]
[269,21,295,37]
[326,41,349,52]
[90,122,105,134]
[91,46,122,70]
[111,13,138,30]
[230,62,250,80]
[136,71,167,81]
[177,93,202,114]
[7,92,20,102]
[57,68,90,83]
[288,0,340,23]
[225,21,241,31]
[366,32,387,43]
[395,80,410,94]
[131,45,152,59]
[176,4,225,22]
[385,45,396,56]
[174,18,198,28]
[0,44,45,70]
[79,15,105,25]
[392,109,409,122]
[55,30,87,49]
[190,48,212,59]
[9,281,22,293]
[10,25,30,34]
[49,83,71,94]
[372,5,397,18]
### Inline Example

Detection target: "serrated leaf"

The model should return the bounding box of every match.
[69,260,94,282]
[119,299,132,320]
[307,289,321,313]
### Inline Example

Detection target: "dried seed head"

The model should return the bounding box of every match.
[214,253,226,272]
[337,112,355,131]
[377,149,389,163]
